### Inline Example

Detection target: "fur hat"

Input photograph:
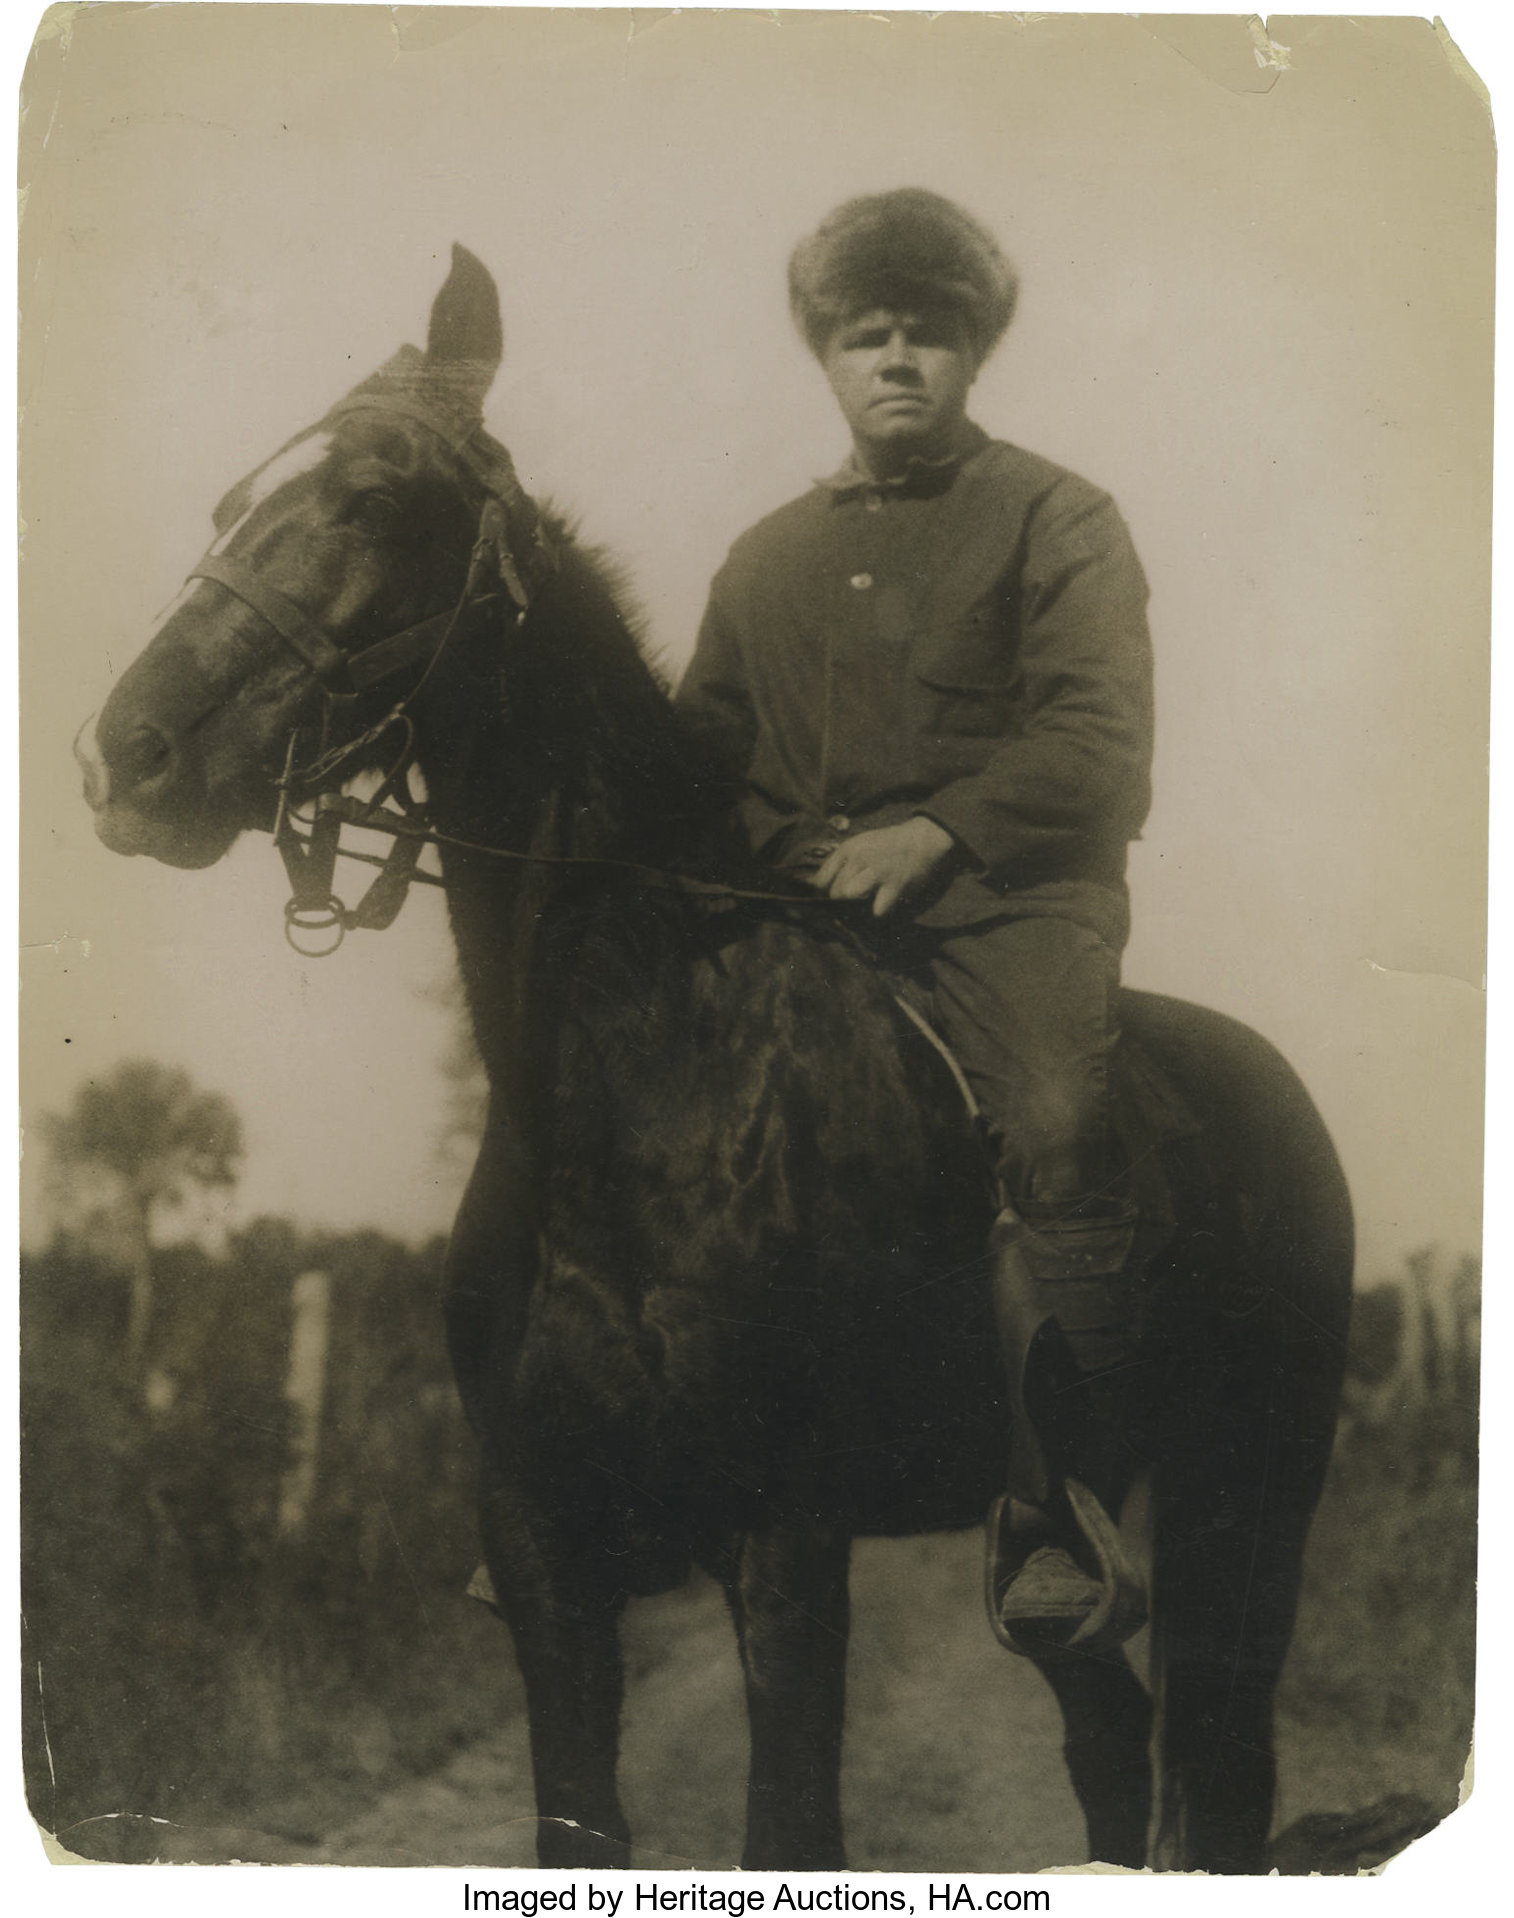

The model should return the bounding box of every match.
[788,189,1018,360]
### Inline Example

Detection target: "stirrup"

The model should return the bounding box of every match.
[985,1479,1147,1658]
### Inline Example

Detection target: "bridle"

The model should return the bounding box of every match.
[189,393,542,700]
[191,384,832,957]
[184,387,549,955]
[165,375,971,1118]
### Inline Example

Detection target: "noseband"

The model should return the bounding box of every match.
[183,388,552,954]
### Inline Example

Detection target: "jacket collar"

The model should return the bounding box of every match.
[816,421,989,501]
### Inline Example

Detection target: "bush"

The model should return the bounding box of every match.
[1277,1252,1478,1836]
[20,1228,521,1860]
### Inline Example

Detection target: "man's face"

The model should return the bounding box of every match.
[821,307,980,471]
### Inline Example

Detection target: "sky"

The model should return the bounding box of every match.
[18,6,1492,1286]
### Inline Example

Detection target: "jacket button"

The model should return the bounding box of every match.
[827,812,851,833]
[850,572,873,590]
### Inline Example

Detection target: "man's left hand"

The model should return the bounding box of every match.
[809,816,958,917]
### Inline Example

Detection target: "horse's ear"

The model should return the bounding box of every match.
[424,244,503,410]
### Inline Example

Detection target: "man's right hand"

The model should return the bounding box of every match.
[807,816,958,917]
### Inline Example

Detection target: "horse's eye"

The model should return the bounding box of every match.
[350,490,401,535]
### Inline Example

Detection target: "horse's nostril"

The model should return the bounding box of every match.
[117,723,177,792]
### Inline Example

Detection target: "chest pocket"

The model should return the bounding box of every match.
[913,606,1021,739]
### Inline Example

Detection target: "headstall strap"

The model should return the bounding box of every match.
[478,497,531,615]
[319,386,552,615]
[203,379,563,954]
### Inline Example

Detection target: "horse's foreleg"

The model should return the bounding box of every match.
[723,1520,851,1871]
[480,1464,631,1868]
[1032,1650,1153,1866]
[443,1111,540,1432]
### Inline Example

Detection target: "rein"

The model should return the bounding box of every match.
[278,783,833,942]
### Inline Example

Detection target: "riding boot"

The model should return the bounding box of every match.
[984,1204,1148,1657]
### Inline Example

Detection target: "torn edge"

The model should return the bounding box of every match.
[1435,17,1493,128]
[1248,17,1292,75]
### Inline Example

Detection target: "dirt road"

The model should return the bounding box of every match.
[168,1534,1088,1870]
[153,1485,1469,1873]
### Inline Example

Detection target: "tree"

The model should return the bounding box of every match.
[43,1061,244,1376]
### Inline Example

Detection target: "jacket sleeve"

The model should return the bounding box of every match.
[916,484,1154,874]
[674,566,759,785]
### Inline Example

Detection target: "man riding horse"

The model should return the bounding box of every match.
[677,188,1154,1654]
[79,235,1351,1866]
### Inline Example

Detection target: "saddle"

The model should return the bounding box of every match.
[699,892,1204,1277]
[699,892,1207,1287]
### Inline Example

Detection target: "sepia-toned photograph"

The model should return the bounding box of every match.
[17,4,1491,1885]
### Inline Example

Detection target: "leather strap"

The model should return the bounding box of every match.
[324,392,480,454]
[190,555,353,692]
[191,389,547,702]
[343,611,458,692]
[190,556,474,698]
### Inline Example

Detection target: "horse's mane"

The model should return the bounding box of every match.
[323,358,725,857]
[436,486,794,1087]
[494,497,749,880]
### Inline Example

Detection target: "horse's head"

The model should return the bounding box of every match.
[79,245,521,868]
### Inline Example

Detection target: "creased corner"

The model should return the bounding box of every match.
[31,4,82,57]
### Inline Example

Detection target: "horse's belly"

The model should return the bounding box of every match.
[518,1250,1008,1552]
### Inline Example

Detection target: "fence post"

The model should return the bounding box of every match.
[278,1269,332,1538]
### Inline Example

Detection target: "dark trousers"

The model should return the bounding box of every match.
[923,881,1129,1212]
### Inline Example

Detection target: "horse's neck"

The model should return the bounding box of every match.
[420,753,564,1084]
[413,602,699,1079]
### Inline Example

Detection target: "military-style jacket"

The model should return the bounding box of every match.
[676,425,1154,928]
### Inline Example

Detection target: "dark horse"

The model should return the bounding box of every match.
[80,248,1352,1872]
